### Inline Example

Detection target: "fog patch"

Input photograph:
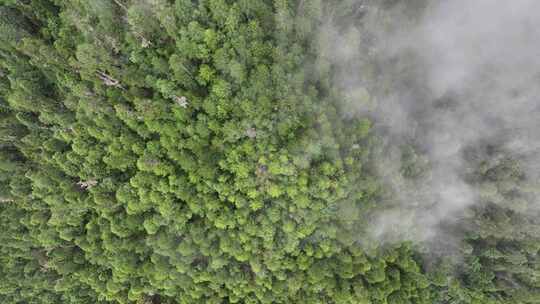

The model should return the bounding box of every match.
[320,0,540,246]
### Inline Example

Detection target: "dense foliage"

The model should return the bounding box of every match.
[0,1,539,304]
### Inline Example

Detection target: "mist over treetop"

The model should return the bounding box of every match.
[0,1,539,303]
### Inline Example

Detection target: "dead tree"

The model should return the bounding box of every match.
[77,179,98,190]
[173,95,189,108]
[96,70,124,90]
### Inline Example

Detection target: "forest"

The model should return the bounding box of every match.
[0,0,539,303]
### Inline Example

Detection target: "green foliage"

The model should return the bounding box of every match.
[0,1,538,304]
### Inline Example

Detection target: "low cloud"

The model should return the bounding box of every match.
[321,0,540,245]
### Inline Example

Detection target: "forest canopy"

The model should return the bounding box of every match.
[0,1,539,304]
